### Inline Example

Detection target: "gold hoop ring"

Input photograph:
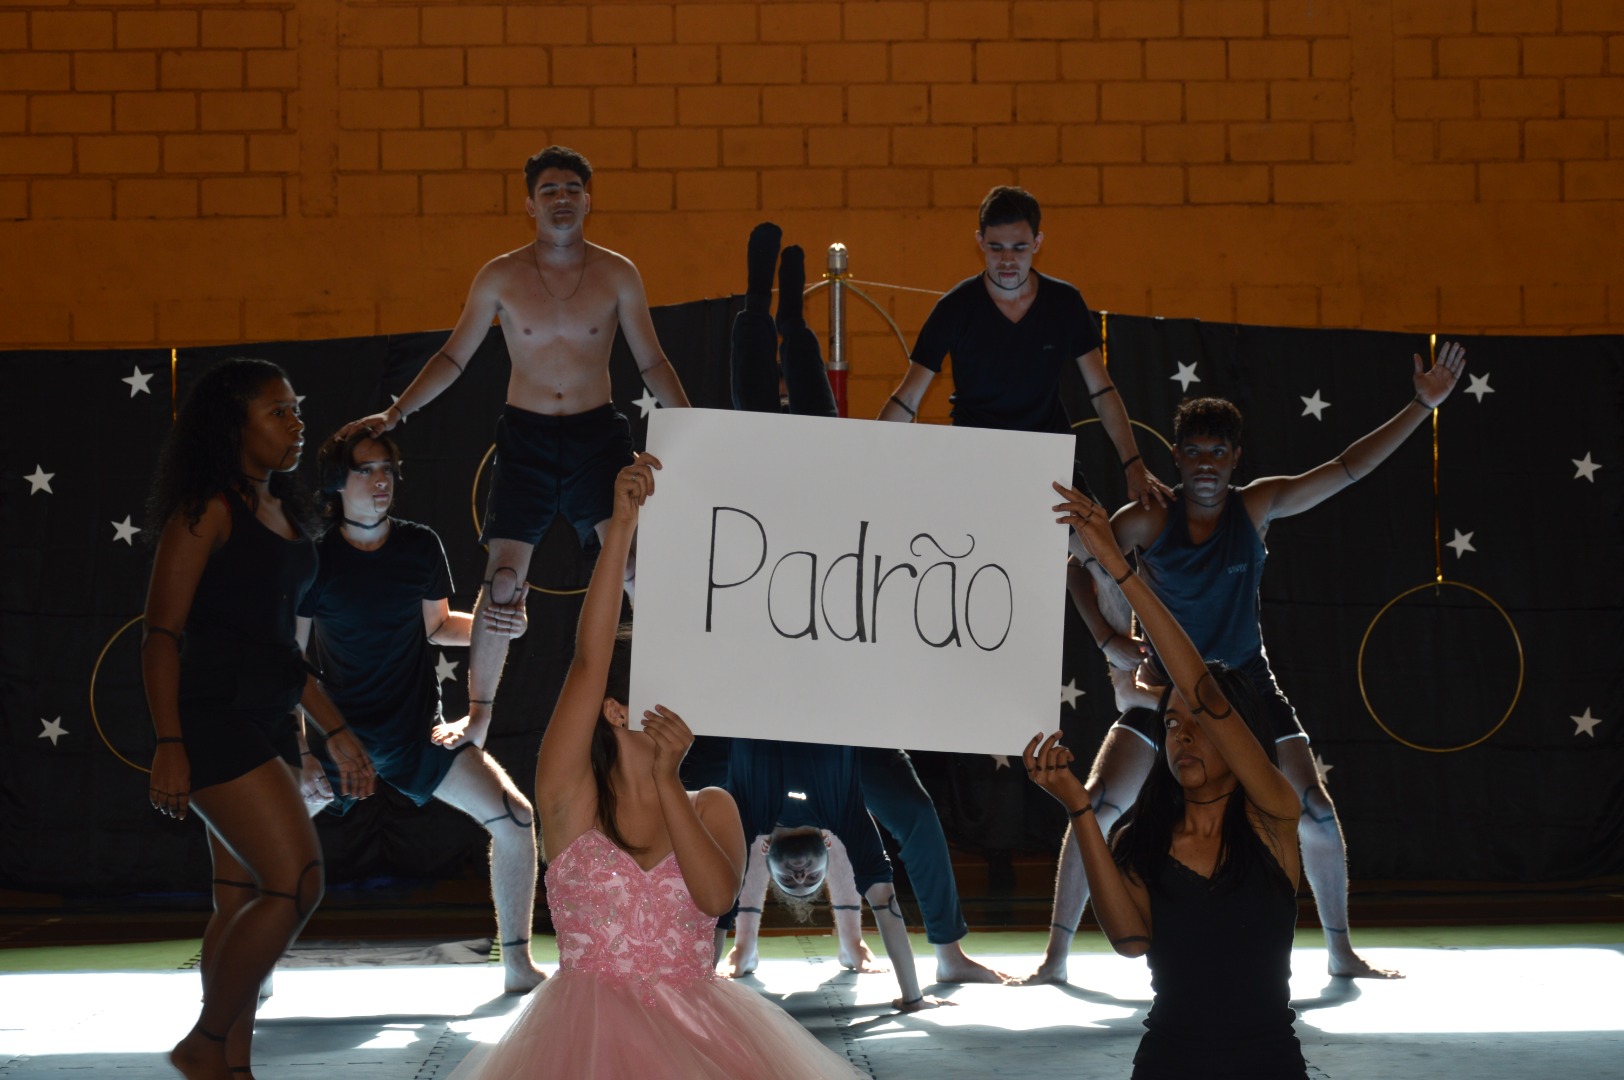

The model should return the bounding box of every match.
[1070,417,1175,455]
[1356,579,1524,753]
[470,443,588,597]
[88,614,152,774]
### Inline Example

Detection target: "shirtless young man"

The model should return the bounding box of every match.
[877,185,1169,509]
[1024,342,1466,986]
[339,146,689,750]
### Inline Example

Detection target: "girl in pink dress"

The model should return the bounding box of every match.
[451,455,866,1080]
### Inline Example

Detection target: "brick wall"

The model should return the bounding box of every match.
[2,0,1621,419]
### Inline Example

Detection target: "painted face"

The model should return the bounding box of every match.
[340,437,396,521]
[526,167,589,230]
[1163,689,1234,789]
[976,220,1042,292]
[1175,434,1240,504]
[241,377,304,476]
[767,831,829,898]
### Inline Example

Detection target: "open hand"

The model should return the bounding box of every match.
[326,728,376,799]
[1124,460,1173,510]
[1052,482,1122,572]
[1414,340,1466,409]
[432,713,489,749]
[336,407,399,442]
[481,595,528,638]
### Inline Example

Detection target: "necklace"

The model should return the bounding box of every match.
[342,517,385,530]
[532,241,586,301]
[1185,787,1238,805]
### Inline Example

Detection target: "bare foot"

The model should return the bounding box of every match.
[1010,954,1068,986]
[169,1029,232,1080]
[504,964,547,994]
[1330,952,1403,979]
[838,939,890,974]
[725,944,758,978]
[934,942,1009,984]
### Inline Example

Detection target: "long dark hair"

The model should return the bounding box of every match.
[1109,663,1285,891]
[145,358,320,537]
[313,428,402,538]
[591,624,642,854]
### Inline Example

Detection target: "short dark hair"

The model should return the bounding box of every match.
[978,185,1041,234]
[1172,397,1244,448]
[524,145,592,194]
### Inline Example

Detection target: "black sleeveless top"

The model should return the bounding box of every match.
[1135,846,1306,1078]
[178,489,316,709]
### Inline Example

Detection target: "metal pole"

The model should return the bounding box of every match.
[826,242,848,417]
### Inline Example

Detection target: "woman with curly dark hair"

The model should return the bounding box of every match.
[141,358,374,1080]
[1024,482,1307,1080]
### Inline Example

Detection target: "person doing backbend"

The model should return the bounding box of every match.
[293,429,545,992]
[1025,341,1466,986]
[337,145,690,753]
[143,359,376,1080]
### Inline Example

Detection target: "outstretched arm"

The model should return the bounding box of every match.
[534,455,660,815]
[617,261,691,409]
[1077,347,1171,508]
[1023,732,1151,956]
[876,361,934,422]
[826,833,886,973]
[336,263,503,440]
[1247,341,1466,526]
[1057,484,1298,821]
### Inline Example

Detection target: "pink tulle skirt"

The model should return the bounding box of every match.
[449,968,868,1080]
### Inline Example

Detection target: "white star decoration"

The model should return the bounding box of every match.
[1170,362,1200,392]
[988,755,1011,770]
[1570,708,1602,738]
[1060,678,1083,710]
[1446,529,1476,558]
[111,515,141,545]
[1300,390,1331,420]
[1312,752,1334,785]
[434,652,459,684]
[1573,453,1601,483]
[39,717,67,746]
[121,365,154,397]
[25,465,55,494]
[632,390,659,419]
[1463,373,1494,403]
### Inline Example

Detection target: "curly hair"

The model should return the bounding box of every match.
[313,428,402,536]
[523,145,592,193]
[1108,663,1284,893]
[1171,397,1244,449]
[145,358,320,538]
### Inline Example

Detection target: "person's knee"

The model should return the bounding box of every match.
[483,787,535,836]
[261,858,325,921]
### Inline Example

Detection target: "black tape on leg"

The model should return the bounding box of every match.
[479,789,533,830]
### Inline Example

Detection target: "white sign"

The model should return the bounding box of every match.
[631,408,1074,755]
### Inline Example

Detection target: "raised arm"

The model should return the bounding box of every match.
[1057,483,1298,820]
[1023,732,1151,956]
[1066,502,1160,671]
[643,706,746,917]
[876,361,935,422]
[534,455,660,813]
[1247,341,1466,526]
[616,260,691,409]
[336,262,504,440]
[142,500,229,821]
[1077,346,1171,507]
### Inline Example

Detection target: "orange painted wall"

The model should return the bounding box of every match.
[2,0,1621,420]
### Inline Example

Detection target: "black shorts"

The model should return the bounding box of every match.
[179,640,307,790]
[319,730,471,812]
[1113,670,1307,749]
[481,403,634,550]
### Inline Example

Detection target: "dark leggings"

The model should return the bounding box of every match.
[857,746,968,946]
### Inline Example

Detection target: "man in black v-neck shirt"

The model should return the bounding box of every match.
[878,186,1168,507]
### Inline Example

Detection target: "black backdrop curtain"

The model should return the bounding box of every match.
[3,309,1619,895]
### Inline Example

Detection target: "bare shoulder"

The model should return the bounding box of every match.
[1111,501,1165,550]
[587,242,640,282]
[694,785,740,820]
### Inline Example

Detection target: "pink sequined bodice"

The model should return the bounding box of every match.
[545,829,717,1000]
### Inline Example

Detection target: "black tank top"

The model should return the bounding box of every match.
[179,489,316,704]
[1135,846,1306,1078]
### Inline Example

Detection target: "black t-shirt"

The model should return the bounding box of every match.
[298,519,454,746]
[909,271,1103,433]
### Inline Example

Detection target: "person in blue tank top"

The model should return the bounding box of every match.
[1022,341,1466,987]
[1028,481,1308,1079]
